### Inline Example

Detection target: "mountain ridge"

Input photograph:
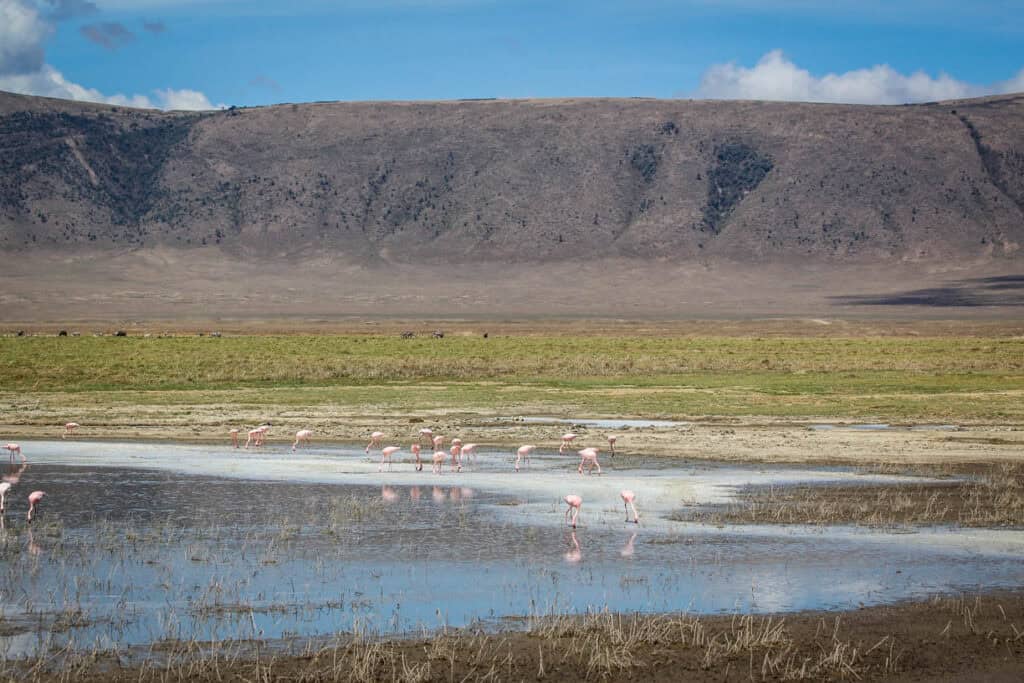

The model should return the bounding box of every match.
[1,90,1023,264]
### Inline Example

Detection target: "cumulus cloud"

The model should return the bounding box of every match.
[694,50,1024,104]
[80,21,135,49]
[0,0,221,110]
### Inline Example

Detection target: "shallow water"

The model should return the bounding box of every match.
[501,416,689,429]
[1,440,1022,658]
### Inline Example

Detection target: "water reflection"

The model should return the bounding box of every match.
[564,531,582,564]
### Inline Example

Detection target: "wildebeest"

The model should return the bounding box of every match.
[401,331,415,339]
[432,330,444,338]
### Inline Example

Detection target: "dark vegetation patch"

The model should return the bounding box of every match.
[956,113,1024,215]
[0,110,200,226]
[701,141,773,235]
[628,144,659,183]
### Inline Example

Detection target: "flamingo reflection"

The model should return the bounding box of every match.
[564,531,582,563]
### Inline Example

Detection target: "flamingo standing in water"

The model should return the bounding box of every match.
[379,446,400,472]
[365,431,385,453]
[431,451,445,474]
[515,444,536,472]
[564,494,582,528]
[63,422,80,439]
[256,424,272,444]
[577,447,602,475]
[620,489,640,523]
[432,435,445,451]
[558,433,577,453]
[417,428,436,447]
[229,429,240,448]
[0,482,10,512]
[449,444,463,472]
[4,444,24,463]
[460,443,477,467]
[607,435,618,456]
[27,490,45,522]
[410,443,423,471]
[244,428,263,449]
[292,429,313,451]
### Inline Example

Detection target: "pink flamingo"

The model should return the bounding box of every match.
[432,434,445,450]
[63,422,80,439]
[578,447,602,475]
[418,428,434,447]
[558,433,577,453]
[230,428,240,448]
[451,438,463,448]
[620,489,640,523]
[460,443,477,466]
[256,424,272,445]
[564,531,582,563]
[4,444,24,464]
[515,444,536,472]
[410,443,423,471]
[449,444,463,472]
[365,431,385,453]
[379,446,400,472]
[0,481,10,512]
[27,490,45,522]
[564,494,582,528]
[292,429,313,451]
[607,435,617,456]
[244,428,263,449]
[431,450,445,474]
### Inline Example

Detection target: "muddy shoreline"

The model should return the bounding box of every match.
[5,417,1023,468]
[10,592,1024,682]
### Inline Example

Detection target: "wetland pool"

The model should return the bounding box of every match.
[1,440,1022,659]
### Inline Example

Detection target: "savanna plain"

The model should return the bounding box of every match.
[2,319,1024,682]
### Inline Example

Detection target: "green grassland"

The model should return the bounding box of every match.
[2,334,1023,422]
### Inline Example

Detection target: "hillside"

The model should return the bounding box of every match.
[1,91,1023,323]
[2,91,1023,264]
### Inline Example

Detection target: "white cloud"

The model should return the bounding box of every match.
[694,49,1024,104]
[0,0,222,110]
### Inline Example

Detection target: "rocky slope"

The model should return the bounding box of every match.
[1,91,1022,264]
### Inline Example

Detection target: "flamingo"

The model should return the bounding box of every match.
[451,438,463,448]
[410,443,423,471]
[432,434,445,450]
[449,444,463,472]
[244,428,263,449]
[292,429,313,451]
[431,450,445,474]
[27,490,45,522]
[460,443,477,466]
[256,424,272,445]
[564,494,582,528]
[418,428,434,447]
[380,446,400,472]
[558,433,577,453]
[229,428,240,448]
[0,481,10,512]
[607,435,618,456]
[365,431,385,453]
[578,447,602,475]
[4,444,24,464]
[620,489,640,523]
[515,444,536,472]
[63,422,80,439]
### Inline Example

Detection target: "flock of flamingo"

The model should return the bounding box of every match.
[3,421,641,529]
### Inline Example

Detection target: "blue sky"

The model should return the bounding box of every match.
[1,0,1022,109]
